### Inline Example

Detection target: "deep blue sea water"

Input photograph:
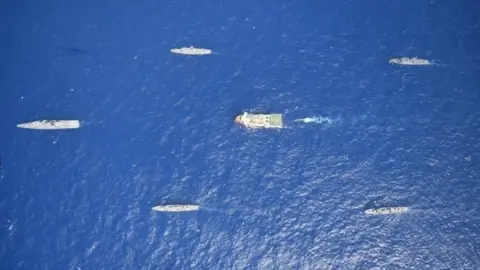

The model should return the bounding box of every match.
[1,0,480,269]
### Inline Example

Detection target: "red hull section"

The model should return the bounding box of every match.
[235,115,244,126]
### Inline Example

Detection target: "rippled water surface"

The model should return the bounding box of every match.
[1,0,480,269]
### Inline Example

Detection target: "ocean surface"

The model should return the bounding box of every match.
[1,0,480,269]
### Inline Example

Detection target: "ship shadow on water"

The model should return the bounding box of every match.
[365,196,388,210]
[57,46,96,60]
[62,47,90,55]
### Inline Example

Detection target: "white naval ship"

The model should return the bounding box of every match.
[17,120,81,130]
[389,57,431,65]
[170,46,212,55]
[365,206,409,215]
[235,112,283,129]
[152,204,200,212]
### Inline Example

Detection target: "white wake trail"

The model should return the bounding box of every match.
[294,116,334,125]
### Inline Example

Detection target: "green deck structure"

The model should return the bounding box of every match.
[267,114,283,128]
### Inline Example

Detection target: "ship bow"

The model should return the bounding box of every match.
[234,115,243,125]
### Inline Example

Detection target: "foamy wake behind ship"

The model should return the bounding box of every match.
[235,112,283,129]
[152,204,200,212]
[365,206,409,215]
[17,120,80,130]
[389,57,431,65]
[170,46,212,55]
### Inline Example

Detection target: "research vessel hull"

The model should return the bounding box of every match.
[235,112,283,129]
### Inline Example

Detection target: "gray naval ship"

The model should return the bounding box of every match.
[170,46,212,55]
[389,57,431,65]
[17,120,81,130]
[152,204,200,212]
[365,206,409,215]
